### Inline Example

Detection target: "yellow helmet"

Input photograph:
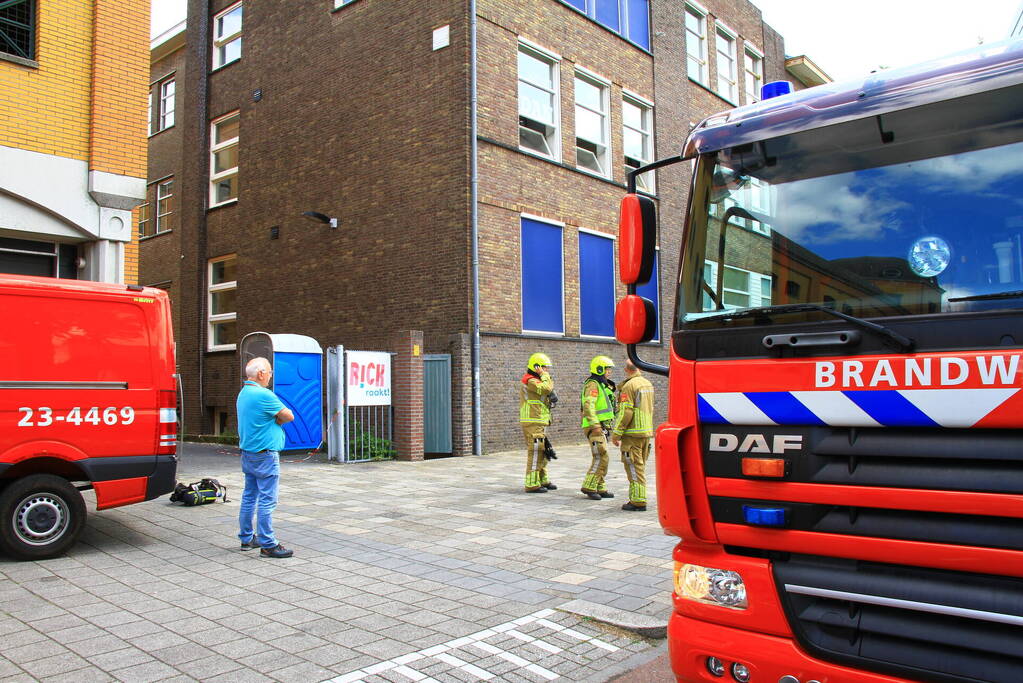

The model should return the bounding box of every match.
[590,355,615,376]
[527,352,552,372]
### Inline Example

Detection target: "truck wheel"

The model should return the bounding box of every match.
[0,475,86,561]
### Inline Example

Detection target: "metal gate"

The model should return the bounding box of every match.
[327,346,395,462]
[423,354,452,453]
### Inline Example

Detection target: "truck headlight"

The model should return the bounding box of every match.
[676,563,748,609]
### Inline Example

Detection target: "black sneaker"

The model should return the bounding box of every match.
[260,544,294,558]
[543,482,557,490]
[621,502,647,511]
[586,492,602,500]
[599,491,614,499]
[527,487,548,493]
[240,538,259,551]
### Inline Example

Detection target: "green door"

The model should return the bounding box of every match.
[423,354,452,453]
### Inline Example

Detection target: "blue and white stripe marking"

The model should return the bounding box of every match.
[698,389,1019,428]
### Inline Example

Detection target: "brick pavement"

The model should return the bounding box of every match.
[0,442,675,683]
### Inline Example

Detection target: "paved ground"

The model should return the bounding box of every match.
[0,442,678,683]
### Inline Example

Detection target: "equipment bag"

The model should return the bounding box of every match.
[169,478,229,506]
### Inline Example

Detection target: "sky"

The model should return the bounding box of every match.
[150,0,1023,81]
[751,0,1022,81]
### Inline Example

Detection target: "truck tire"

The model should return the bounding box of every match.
[0,475,86,561]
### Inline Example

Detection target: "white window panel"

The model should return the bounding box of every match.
[716,28,737,102]
[745,47,763,104]
[159,79,175,130]
[156,179,174,234]
[210,112,240,206]
[213,3,242,69]
[208,255,238,351]
[703,261,772,311]
[685,6,707,84]
[623,96,654,193]
[518,44,560,159]
[575,72,609,177]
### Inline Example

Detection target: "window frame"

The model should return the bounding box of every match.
[138,201,152,238]
[574,69,612,179]
[559,0,650,51]
[578,228,617,339]
[517,41,562,161]
[715,21,738,103]
[744,44,764,105]
[155,179,174,234]
[212,2,242,70]
[0,0,37,62]
[684,3,708,85]
[703,260,772,311]
[520,214,566,336]
[207,255,238,352]
[623,91,655,194]
[209,111,240,208]
[149,74,176,135]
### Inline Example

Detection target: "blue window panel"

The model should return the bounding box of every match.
[564,0,587,10]
[579,232,615,337]
[595,0,621,32]
[521,218,564,333]
[626,0,650,50]
[636,251,660,341]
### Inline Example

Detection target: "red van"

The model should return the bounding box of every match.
[0,274,178,560]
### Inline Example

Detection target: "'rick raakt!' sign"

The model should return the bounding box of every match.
[347,351,391,406]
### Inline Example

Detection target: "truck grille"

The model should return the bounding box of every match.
[773,555,1023,683]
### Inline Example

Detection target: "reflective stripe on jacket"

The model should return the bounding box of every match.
[519,371,554,424]
[613,374,654,437]
[580,377,615,429]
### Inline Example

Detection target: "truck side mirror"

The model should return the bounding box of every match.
[615,294,657,344]
[619,193,656,285]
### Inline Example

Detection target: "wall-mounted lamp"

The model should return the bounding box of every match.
[302,211,338,229]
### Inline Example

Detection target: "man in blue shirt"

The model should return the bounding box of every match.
[237,357,295,558]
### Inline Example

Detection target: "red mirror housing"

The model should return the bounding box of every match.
[618,193,657,285]
[615,294,657,344]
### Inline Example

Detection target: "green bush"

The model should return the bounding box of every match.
[349,420,395,460]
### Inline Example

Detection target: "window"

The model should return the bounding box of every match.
[149,76,175,134]
[212,2,242,69]
[575,72,610,177]
[0,238,77,279]
[518,44,560,159]
[685,4,707,84]
[715,25,737,102]
[703,261,771,310]
[623,95,655,193]
[521,217,564,334]
[156,180,175,233]
[210,112,239,206]
[579,230,615,337]
[637,250,660,340]
[744,47,763,104]
[208,256,237,351]
[560,0,650,50]
[0,0,35,61]
[138,201,151,238]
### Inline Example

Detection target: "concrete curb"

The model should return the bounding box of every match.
[557,599,668,639]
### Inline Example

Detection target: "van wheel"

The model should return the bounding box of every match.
[0,475,85,561]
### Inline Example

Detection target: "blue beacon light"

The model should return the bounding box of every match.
[742,505,788,526]
[760,80,793,100]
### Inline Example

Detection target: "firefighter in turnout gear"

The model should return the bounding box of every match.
[520,352,558,492]
[580,355,617,500]
[611,359,655,511]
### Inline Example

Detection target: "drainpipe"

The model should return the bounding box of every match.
[470,0,482,455]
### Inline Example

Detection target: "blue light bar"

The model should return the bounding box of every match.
[760,80,793,100]
[742,505,787,526]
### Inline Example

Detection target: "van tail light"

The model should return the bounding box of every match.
[157,389,177,455]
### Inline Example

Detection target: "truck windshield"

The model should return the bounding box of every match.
[675,85,1023,330]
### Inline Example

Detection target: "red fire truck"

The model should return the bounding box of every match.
[616,38,1023,683]
[0,274,178,560]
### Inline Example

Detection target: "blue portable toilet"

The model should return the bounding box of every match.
[239,332,323,451]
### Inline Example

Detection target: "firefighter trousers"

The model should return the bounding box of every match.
[581,427,609,493]
[522,423,550,491]
[620,435,650,507]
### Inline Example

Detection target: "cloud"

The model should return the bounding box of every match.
[881,144,1023,194]
[775,175,907,245]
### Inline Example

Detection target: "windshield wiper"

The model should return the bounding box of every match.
[948,290,1023,302]
[692,303,915,353]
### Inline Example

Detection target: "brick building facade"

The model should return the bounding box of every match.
[142,0,826,453]
[0,0,149,284]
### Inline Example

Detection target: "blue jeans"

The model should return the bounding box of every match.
[238,450,280,548]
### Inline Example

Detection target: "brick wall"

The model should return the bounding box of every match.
[392,330,425,461]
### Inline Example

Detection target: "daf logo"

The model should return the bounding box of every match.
[709,433,803,454]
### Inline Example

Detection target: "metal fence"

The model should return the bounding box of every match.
[327,346,395,462]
